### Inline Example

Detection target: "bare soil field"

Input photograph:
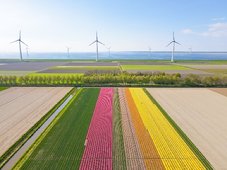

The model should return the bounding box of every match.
[0,87,72,157]
[0,61,66,71]
[119,61,171,65]
[39,69,120,74]
[65,62,119,66]
[147,88,227,169]
[210,88,227,97]
[181,64,227,70]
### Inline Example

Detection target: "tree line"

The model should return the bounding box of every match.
[0,72,226,87]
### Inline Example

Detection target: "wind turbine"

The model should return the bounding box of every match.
[11,31,28,61]
[148,46,152,57]
[89,32,105,62]
[189,47,192,53]
[166,32,180,62]
[107,46,111,57]
[66,47,70,58]
[26,47,29,58]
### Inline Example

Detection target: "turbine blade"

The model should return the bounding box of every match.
[10,39,19,43]
[175,41,181,45]
[173,32,175,41]
[166,41,173,47]
[98,41,105,46]
[20,40,28,46]
[89,40,96,46]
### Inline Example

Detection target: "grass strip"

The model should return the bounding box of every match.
[0,87,8,91]
[143,88,213,169]
[113,88,127,170]
[13,88,100,170]
[0,88,74,169]
[121,65,190,71]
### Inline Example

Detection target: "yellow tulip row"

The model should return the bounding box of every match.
[129,88,205,169]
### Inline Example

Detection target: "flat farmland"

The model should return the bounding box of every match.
[147,88,227,169]
[180,64,227,75]
[121,64,211,75]
[80,88,113,169]
[0,87,72,157]
[118,88,145,169]
[9,87,216,169]
[14,88,100,170]
[40,66,120,73]
[0,61,66,71]
[129,88,205,169]
[121,64,190,71]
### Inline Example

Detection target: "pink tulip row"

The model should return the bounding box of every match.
[80,88,113,170]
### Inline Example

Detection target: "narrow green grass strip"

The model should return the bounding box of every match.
[13,88,100,170]
[0,87,8,91]
[113,88,127,170]
[121,65,190,71]
[143,88,213,170]
[0,88,74,169]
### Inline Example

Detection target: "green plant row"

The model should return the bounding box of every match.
[143,89,213,170]
[0,88,75,169]
[13,88,100,170]
[113,88,127,170]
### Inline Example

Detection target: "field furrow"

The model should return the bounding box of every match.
[80,88,113,170]
[118,88,145,170]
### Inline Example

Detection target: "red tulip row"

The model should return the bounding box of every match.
[80,88,114,170]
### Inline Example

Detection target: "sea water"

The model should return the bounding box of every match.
[0,51,227,60]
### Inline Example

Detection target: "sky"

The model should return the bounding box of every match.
[0,0,227,52]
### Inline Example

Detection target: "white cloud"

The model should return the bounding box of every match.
[212,17,225,21]
[202,22,227,37]
[182,29,193,34]
[182,22,227,37]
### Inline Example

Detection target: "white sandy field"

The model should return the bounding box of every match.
[147,88,227,169]
[0,87,72,157]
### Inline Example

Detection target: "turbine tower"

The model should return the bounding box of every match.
[166,32,180,62]
[148,46,152,57]
[189,47,192,53]
[66,47,70,58]
[11,31,28,61]
[89,32,105,62]
[26,47,29,58]
[107,46,111,57]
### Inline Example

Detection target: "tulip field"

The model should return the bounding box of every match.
[13,87,213,169]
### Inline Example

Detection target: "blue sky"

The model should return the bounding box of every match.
[0,0,227,52]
